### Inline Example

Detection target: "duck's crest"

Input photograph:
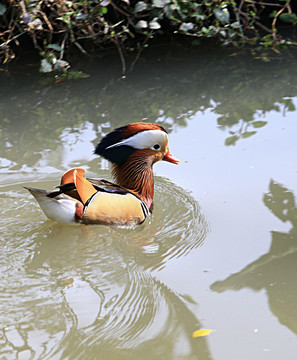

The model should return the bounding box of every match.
[94,122,167,164]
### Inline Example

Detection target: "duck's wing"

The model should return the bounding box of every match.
[87,178,129,195]
[26,168,148,225]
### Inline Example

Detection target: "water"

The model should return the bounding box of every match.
[1,41,297,359]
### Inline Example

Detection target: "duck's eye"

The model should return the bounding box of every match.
[152,144,161,150]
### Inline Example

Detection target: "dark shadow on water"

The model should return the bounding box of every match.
[211,180,297,335]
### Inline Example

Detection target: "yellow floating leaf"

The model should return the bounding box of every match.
[192,329,215,338]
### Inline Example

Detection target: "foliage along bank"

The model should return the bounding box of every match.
[0,0,296,75]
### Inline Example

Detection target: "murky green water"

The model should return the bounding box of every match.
[1,41,297,359]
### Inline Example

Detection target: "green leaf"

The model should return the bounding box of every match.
[225,135,239,146]
[135,1,147,13]
[153,0,170,8]
[279,13,297,23]
[214,8,230,23]
[75,12,88,20]
[230,21,240,29]
[101,0,110,6]
[47,44,63,52]
[0,3,6,16]
[54,59,70,72]
[136,20,148,29]
[149,20,161,29]
[57,17,71,26]
[68,71,90,79]
[269,10,278,18]
[40,58,52,73]
[180,22,194,32]
[242,131,256,138]
[252,121,267,128]
[56,71,90,81]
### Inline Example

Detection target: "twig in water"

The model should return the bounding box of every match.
[60,33,68,60]
[39,10,53,44]
[130,30,152,72]
[113,34,126,77]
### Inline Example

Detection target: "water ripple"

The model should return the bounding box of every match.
[0,179,210,359]
[109,178,209,270]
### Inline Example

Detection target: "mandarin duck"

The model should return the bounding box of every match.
[25,122,179,226]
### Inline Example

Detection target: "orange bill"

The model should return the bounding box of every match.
[162,149,180,164]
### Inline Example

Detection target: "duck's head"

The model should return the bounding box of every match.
[94,122,179,166]
[94,122,179,208]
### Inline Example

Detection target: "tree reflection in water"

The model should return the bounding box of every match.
[1,42,297,171]
[211,180,297,335]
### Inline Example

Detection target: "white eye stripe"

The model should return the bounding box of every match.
[106,129,168,150]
